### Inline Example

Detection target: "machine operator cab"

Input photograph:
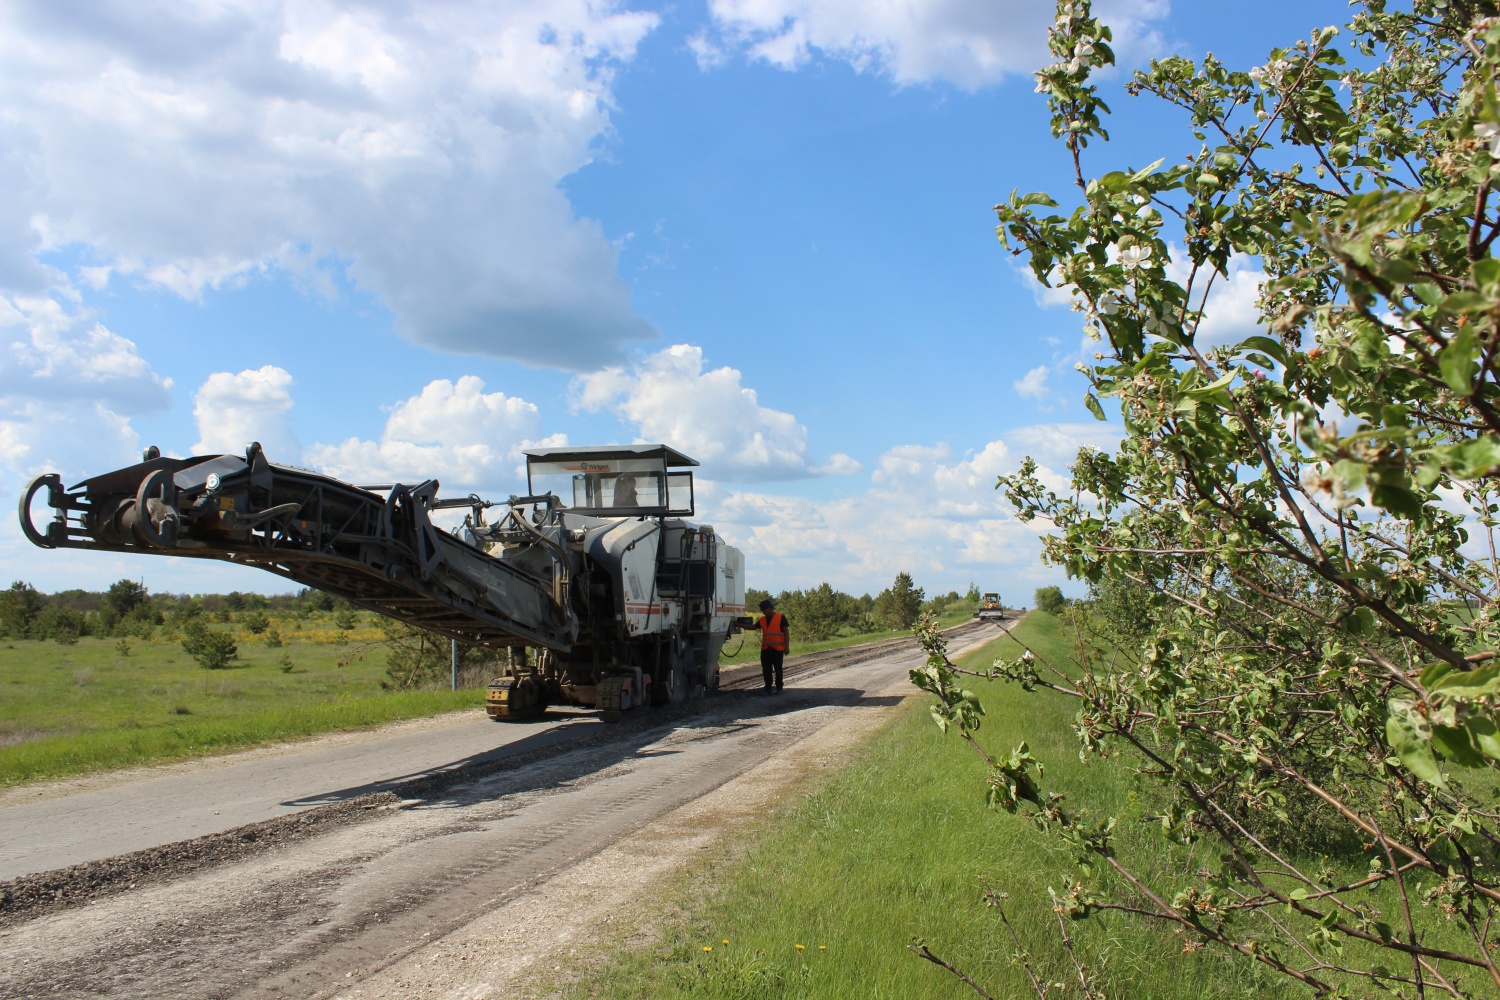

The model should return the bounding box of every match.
[523,444,697,518]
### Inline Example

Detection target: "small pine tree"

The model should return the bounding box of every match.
[182,619,238,669]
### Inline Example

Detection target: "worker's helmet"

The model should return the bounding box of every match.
[759,599,774,611]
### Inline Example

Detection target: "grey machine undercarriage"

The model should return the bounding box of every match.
[18,443,747,720]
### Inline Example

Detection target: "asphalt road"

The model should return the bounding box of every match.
[0,622,1009,1000]
[0,709,604,881]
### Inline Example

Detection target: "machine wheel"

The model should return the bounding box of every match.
[661,635,691,705]
[18,474,62,549]
[598,674,639,721]
[486,677,544,721]
[133,469,179,548]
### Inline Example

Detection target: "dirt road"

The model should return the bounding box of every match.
[0,620,1010,999]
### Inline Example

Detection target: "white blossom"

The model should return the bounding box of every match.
[1118,244,1151,270]
[1477,123,1500,158]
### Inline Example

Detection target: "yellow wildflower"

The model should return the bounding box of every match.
[794,944,805,951]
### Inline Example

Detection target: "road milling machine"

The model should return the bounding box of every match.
[974,592,1004,621]
[18,443,746,720]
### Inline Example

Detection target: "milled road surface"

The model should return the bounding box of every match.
[0,710,604,881]
[0,621,1011,1000]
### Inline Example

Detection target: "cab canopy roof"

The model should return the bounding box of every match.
[523,444,699,468]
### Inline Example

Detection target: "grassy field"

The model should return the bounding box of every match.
[567,613,1299,1000]
[0,605,980,788]
[0,615,484,787]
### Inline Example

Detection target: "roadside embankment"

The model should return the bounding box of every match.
[561,613,1295,1000]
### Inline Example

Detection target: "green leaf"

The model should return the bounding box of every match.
[1431,662,1500,698]
[1371,481,1426,519]
[1432,724,1486,768]
[1441,291,1491,314]
[1419,661,1455,689]
[1131,157,1166,181]
[1432,437,1500,479]
[1289,887,1311,900]
[1386,702,1446,788]
[1084,393,1107,421]
[1440,327,1480,393]
[1184,371,1236,399]
[1466,716,1500,761]
[1234,336,1288,366]
[1343,606,1376,636]
[1473,257,1500,297]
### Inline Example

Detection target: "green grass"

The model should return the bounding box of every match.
[0,622,483,786]
[568,613,1296,1000]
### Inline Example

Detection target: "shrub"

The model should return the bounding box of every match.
[181,620,238,670]
[1032,586,1066,616]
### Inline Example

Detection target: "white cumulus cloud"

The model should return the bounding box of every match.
[704,422,1122,595]
[1,294,173,415]
[697,0,1169,89]
[0,0,660,367]
[1013,364,1050,400]
[0,291,172,485]
[305,375,564,494]
[1165,251,1265,347]
[193,366,299,459]
[571,344,860,481]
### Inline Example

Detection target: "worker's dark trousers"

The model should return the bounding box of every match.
[760,648,785,690]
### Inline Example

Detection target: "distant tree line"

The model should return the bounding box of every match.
[0,580,355,647]
[745,573,983,642]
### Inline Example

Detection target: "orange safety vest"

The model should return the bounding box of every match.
[759,612,788,652]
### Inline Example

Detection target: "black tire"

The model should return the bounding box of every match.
[134,469,178,548]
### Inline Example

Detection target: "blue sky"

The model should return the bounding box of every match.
[1,0,1346,598]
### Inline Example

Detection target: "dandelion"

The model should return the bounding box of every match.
[722,940,730,946]
[819,945,828,951]
[795,944,806,951]
[703,946,713,953]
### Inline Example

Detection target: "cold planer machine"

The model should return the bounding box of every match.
[18,443,747,720]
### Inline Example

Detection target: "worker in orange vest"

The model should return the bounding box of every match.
[751,598,788,694]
